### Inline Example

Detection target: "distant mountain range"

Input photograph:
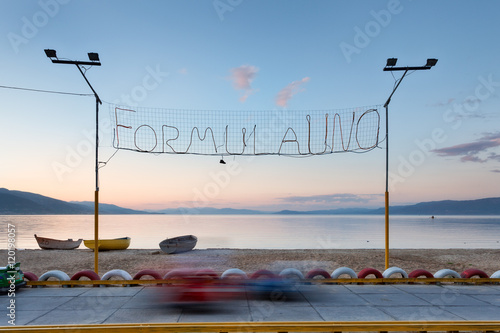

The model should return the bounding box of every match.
[1,188,500,215]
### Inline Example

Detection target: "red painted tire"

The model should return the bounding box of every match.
[461,269,489,278]
[195,269,219,279]
[358,268,383,279]
[408,269,434,278]
[133,269,162,280]
[23,272,38,281]
[250,269,277,280]
[71,270,101,280]
[306,268,331,279]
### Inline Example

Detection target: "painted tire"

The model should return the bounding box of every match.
[279,268,304,280]
[23,272,38,281]
[163,269,194,279]
[358,268,383,279]
[306,268,331,279]
[133,269,162,280]
[250,269,277,280]
[490,270,500,279]
[460,269,489,278]
[221,268,248,279]
[71,270,101,281]
[382,267,408,278]
[434,269,461,279]
[102,269,133,281]
[408,269,434,278]
[331,267,357,279]
[39,270,70,282]
[195,269,219,279]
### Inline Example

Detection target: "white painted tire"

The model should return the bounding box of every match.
[221,268,248,279]
[101,269,133,280]
[330,267,357,279]
[39,270,70,281]
[279,268,304,280]
[383,267,408,278]
[434,269,461,279]
[39,270,70,287]
[489,270,500,279]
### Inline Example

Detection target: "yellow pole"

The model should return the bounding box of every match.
[385,191,389,269]
[94,190,99,274]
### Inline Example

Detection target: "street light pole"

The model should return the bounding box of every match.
[44,49,102,274]
[382,58,437,269]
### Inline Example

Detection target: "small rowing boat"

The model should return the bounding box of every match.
[34,234,82,250]
[159,235,197,254]
[83,237,131,251]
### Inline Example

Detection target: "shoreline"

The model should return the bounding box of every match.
[2,248,499,278]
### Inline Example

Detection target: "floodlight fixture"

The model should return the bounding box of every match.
[88,52,100,61]
[44,49,57,58]
[386,58,397,67]
[426,58,438,67]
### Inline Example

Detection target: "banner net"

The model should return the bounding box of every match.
[108,104,381,156]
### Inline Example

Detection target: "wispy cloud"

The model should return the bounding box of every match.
[428,98,455,107]
[228,65,259,102]
[275,77,310,107]
[279,193,383,206]
[432,132,500,164]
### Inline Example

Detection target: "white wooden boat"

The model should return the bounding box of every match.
[159,235,197,254]
[34,234,82,250]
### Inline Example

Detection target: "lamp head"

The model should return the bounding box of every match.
[426,58,438,67]
[386,58,397,67]
[88,52,100,61]
[44,49,57,58]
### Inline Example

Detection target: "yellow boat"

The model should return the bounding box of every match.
[83,237,131,251]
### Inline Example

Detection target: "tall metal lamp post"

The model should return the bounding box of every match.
[383,58,438,269]
[44,49,102,274]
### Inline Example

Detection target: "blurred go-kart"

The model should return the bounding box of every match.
[0,262,26,293]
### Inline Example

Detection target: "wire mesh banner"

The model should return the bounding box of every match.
[108,103,381,156]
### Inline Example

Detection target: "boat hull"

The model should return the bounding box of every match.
[159,235,197,254]
[83,237,131,251]
[34,234,82,250]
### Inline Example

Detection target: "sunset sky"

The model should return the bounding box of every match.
[1,0,499,211]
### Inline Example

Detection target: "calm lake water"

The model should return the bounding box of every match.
[1,214,500,250]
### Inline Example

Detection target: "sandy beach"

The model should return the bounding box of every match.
[3,248,499,278]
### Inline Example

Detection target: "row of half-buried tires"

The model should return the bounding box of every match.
[22,266,500,284]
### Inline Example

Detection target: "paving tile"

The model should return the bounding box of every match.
[14,287,88,297]
[56,296,131,310]
[440,306,500,320]
[14,296,73,311]
[180,304,252,322]
[315,305,395,321]
[104,307,182,323]
[80,286,143,297]
[360,293,431,306]
[417,293,491,306]
[380,306,463,321]
[249,305,323,322]
[3,310,49,326]
[344,285,406,294]
[470,294,500,305]
[394,284,446,294]
[442,285,500,295]
[304,292,371,307]
[27,308,118,325]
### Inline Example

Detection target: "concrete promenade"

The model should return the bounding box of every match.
[2,284,500,326]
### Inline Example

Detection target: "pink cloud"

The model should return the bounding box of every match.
[229,65,259,102]
[275,77,310,107]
